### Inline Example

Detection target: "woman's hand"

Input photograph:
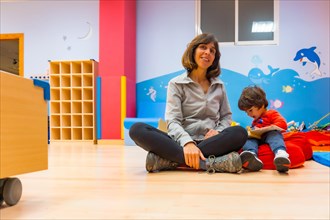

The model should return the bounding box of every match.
[204,129,219,139]
[183,142,206,169]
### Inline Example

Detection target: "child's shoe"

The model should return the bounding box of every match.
[274,149,291,172]
[240,151,263,171]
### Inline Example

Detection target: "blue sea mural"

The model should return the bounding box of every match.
[136,47,329,129]
[136,70,185,118]
[221,68,329,128]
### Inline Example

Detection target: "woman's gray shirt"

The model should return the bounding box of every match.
[165,72,232,147]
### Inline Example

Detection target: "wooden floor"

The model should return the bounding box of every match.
[1,142,329,219]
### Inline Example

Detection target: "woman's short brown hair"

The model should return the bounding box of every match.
[181,33,221,79]
[238,85,269,111]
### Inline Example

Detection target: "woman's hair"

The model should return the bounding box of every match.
[182,33,221,79]
[238,85,268,111]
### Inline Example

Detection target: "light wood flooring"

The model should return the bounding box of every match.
[1,142,329,219]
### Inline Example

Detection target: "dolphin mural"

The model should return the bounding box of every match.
[293,46,322,77]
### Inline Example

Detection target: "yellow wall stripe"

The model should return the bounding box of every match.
[121,76,127,139]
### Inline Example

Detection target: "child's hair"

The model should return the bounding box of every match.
[238,85,268,111]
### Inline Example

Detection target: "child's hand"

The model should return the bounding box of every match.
[247,126,254,131]
[246,126,261,139]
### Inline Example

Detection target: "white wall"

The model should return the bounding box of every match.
[136,0,195,82]
[137,0,329,82]
[135,0,329,127]
[220,0,329,82]
[0,1,99,78]
[1,0,329,82]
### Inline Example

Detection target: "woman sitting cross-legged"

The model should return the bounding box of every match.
[129,33,248,173]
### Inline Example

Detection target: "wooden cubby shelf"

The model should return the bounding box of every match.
[49,60,98,142]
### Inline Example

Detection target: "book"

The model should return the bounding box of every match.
[247,125,285,139]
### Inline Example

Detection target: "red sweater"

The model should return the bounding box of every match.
[252,109,287,130]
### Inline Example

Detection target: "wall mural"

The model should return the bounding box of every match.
[136,46,329,129]
[293,46,323,78]
[62,21,93,52]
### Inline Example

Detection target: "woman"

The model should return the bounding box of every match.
[129,33,247,173]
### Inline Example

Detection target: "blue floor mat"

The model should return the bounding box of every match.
[313,152,330,167]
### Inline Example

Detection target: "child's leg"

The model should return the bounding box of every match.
[262,130,286,153]
[263,131,291,172]
[242,138,259,154]
[240,139,263,171]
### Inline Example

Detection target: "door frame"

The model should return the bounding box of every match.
[0,33,24,77]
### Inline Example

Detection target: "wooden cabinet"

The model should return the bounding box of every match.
[0,71,48,178]
[49,60,98,142]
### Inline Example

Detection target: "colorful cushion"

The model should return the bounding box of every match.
[258,144,306,170]
[257,132,312,170]
[312,152,330,167]
[306,130,330,167]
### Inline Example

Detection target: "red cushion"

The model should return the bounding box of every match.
[256,132,312,170]
[258,144,305,169]
[305,130,330,147]
[283,132,313,160]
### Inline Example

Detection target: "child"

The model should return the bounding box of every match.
[238,85,291,172]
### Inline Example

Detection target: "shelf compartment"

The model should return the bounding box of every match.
[72,101,82,113]
[61,115,71,127]
[72,115,82,126]
[83,101,93,113]
[61,101,71,114]
[61,88,71,100]
[60,62,71,74]
[83,88,93,100]
[72,75,82,87]
[72,88,82,100]
[50,102,60,114]
[50,62,60,74]
[61,75,71,87]
[82,61,93,73]
[83,128,93,140]
[83,115,93,127]
[71,61,82,73]
[72,128,82,140]
[50,75,60,87]
[50,88,60,100]
[51,128,61,140]
[61,128,71,140]
[50,115,61,127]
[82,74,93,87]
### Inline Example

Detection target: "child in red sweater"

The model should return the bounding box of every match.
[238,85,291,172]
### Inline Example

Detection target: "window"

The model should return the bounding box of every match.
[196,0,279,45]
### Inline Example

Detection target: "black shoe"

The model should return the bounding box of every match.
[240,151,263,171]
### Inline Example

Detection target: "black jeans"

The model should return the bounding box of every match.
[129,122,248,164]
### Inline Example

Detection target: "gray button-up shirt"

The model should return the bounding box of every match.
[165,72,232,147]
